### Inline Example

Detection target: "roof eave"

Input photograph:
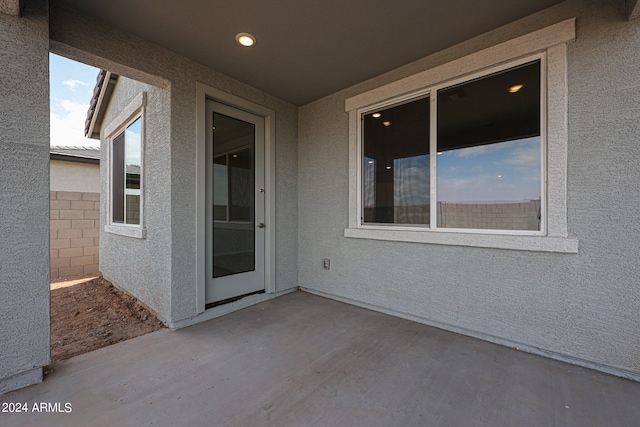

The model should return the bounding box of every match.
[85,70,118,139]
[50,153,100,165]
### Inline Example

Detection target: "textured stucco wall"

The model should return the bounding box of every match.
[99,77,173,323]
[50,4,299,324]
[50,159,100,192]
[298,0,640,378]
[0,0,50,393]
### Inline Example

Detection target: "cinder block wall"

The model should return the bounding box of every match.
[50,191,100,279]
[437,200,541,230]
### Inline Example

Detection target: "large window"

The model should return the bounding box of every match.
[363,60,541,232]
[111,116,142,225]
[345,20,578,253]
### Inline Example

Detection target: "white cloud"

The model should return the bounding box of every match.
[50,99,99,147]
[455,143,504,158]
[438,173,539,203]
[62,79,90,90]
[505,145,540,166]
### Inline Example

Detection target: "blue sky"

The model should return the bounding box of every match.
[366,136,541,207]
[437,137,541,203]
[50,53,100,147]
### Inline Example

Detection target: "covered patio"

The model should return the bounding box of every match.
[2,292,639,426]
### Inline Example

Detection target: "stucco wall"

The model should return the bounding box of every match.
[50,4,299,324]
[47,0,639,379]
[50,159,100,192]
[98,76,173,323]
[0,0,50,393]
[297,0,640,379]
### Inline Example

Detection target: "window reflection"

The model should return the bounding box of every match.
[213,155,228,221]
[394,155,429,224]
[436,60,541,230]
[112,116,141,226]
[212,112,255,278]
[362,97,430,224]
[125,117,141,225]
[437,137,540,230]
[361,60,541,231]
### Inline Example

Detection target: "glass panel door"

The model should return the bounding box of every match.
[205,100,265,304]
[212,115,255,278]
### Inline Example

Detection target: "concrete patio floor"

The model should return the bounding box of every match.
[1,291,639,426]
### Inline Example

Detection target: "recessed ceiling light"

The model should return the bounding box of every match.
[383,121,391,126]
[385,166,392,170]
[372,113,381,118]
[236,33,256,47]
[368,160,374,164]
[508,84,524,93]
[437,152,443,155]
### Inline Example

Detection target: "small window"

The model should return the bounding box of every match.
[111,116,142,226]
[362,59,542,233]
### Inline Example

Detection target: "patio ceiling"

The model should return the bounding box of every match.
[53,0,564,106]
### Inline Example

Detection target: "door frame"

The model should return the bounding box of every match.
[205,101,265,303]
[195,82,276,314]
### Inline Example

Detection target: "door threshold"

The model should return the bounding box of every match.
[171,288,296,330]
[205,290,265,310]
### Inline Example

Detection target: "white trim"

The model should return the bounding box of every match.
[105,92,147,238]
[344,227,577,253]
[345,19,577,253]
[546,42,569,238]
[195,82,276,315]
[104,223,147,239]
[104,92,147,138]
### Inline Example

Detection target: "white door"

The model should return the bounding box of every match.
[205,100,265,304]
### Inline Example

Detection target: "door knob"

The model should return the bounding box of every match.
[257,223,266,228]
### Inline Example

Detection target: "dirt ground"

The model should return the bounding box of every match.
[50,274,164,362]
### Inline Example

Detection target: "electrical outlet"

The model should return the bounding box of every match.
[323,258,330,270]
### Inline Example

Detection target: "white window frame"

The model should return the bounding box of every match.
[104,91,147,239]
[344,19,578,253]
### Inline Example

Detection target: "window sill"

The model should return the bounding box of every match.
[344,227,578,253]
[104,224,147,239]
